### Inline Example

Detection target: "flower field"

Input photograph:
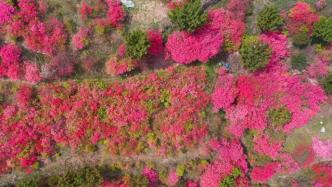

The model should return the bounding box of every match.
[0,0,332,186]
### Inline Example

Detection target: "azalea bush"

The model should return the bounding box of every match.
[257,6,284,32]
[168,0,208,32]
[239,36,272,72]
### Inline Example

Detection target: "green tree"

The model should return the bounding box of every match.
[125,30,150,59]
[239,36,272,72]
[291,53,308,71]
[313,16,332,45]
[268,106,292,126]
[257,6,284,32]
[322,72,332,94]
[168,0,208,32]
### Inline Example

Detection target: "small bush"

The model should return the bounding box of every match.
[168,0,208,32]
[125,30,150,59]
[17,175,40,187]
[291,53,308,71]
[55,167,103,187]
[313,16,332,44]
[292,29,310,48]
[239,36,272,72]
[268,106,292,126]
[220,168,242,187]
[322,72,332,94]
[257,6,284,32]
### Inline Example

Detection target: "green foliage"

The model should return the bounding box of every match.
[292,29,310,48]
[125,30,150,59]
[257,6,284,32]
[176,164,186,177]
[219,168,242,187]
[126,174,149,186]
[98,107,107,120]
[168,0,208,32]
[160,89,171,107]
[239,36,272,72]
[55,167,102,187]
[268,106,292,126]
[322,72,332,94]
[313,16,332,45]
[291,53,308,71]
[17,175,40,187]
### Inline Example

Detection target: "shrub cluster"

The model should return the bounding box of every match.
[168,0,208,32]
[257,6,284,32]
[239,36,272,72]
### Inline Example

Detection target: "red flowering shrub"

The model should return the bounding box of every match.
[211,68,238,111]
[0,43,22,79]
[166,9,226,64]
[311,163,332,186]
[117,44,127,57]
[312,137,332,160]
[105,57,138,76]
[251,162,281,183]
[226,0,251,21]
[80,1,94,19]
[16,86,33,108]
[260,32,289,68]
[24,61,41,83]
[25,18,67,55]
[0,1,15,25]
[72,27,90,50]
[147,30,164,56]
[200,140,249,187]
[209,8,246,51]
[219,68,327,138]
[0,43,21,64]
[253,135,282,159]
[106,0,126,27]
[287,2,319,35]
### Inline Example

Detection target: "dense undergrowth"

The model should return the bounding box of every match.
[0,0,332,186]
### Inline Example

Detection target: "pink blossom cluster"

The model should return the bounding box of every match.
[251,162,281,183]
[225,0,251,21]
[200,140,249,187]
[253,135,282,159]
[287,2,319,35]
[147,30,164,56]
[167,171,180,186]
[105,57,138,76]
[260,32,290,68]
[24,61,42,83]
[72,27,90,50]
[106,0,126,27]
[80,1,94,19]
[312,137,332,160]
[0,44,22,80]
[211,68,238,110]
[0,1,15,25]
